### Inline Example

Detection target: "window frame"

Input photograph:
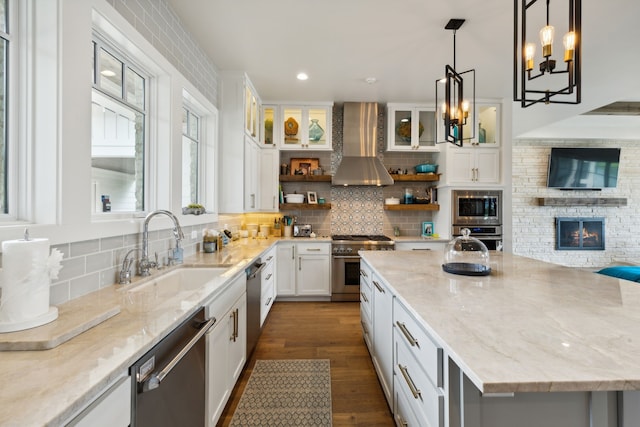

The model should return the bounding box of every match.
[90,35,149,215]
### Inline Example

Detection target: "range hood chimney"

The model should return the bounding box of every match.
[332,102,394,186]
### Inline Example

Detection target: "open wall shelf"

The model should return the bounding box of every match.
[536,198,627,207]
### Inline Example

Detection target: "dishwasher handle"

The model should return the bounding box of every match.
[141,316,216,393]
[246,262,266,280]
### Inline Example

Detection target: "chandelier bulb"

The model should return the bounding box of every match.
[563,31,576,62]
[539,25,554,57]
[525,43,536,71]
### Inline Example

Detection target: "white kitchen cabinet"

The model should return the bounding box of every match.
[205,272,247,427]
[66,375,131,427]
[445,147,500,185]
[219,72,264,213]
[276,241,330,297]
[260,247,277,326]
[258,147,279,212]
[387,103,437,152]
[371,272,394,408]
[244,137,259,211]
[278,103,333,150]
[276,242,296,295]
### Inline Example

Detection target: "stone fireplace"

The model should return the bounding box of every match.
[556,217,605,250]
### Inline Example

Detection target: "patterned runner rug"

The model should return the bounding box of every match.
[230,359,332,426]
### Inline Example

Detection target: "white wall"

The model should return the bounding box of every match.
[511,139,640,267]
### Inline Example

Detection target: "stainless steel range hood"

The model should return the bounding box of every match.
[332,102,394,186]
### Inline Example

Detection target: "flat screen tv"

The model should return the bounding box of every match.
[547,147,620,189]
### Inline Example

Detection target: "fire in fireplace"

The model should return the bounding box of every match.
[556,217,605,250]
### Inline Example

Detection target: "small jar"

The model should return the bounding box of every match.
[203,239,217,253]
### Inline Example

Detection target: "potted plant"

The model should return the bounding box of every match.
[182,203,206,215]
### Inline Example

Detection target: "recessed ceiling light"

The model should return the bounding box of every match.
[364,77,377,84]
[100,70,116,77]
[297,72,308,81]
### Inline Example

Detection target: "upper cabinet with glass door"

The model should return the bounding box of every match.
[244,80,261,143]
[277,103,333,151]
[471,103,500,147]
[386,104,437,152]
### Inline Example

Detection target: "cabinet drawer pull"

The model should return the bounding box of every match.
[373,280,385,293]
[265,273,272,281]
[265,297,272,306]
[396,414,409,427]
[266,256,273,262]
[360,292,369,303]
[305,248,322,252]
[360,269,368,278]
[396,321,419,347]
[398,364,421,399]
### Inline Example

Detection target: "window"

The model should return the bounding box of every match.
[0,0,8,214]
[182,106,200,207]
[91,38,147,213]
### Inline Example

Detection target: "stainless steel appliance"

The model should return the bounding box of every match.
[452,189,503,250]
[130,308,215,427]
[293,224,312,237]
[245,259,265,356]
[331,235,395,301]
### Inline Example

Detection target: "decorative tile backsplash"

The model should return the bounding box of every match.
[331,187,385,235]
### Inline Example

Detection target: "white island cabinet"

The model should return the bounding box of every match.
[360,250,640,427]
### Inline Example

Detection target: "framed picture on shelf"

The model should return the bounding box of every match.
[422,221,434,237]
[307,191,317,204]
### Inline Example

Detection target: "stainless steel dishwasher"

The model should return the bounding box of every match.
[130,308,215,427]
[245,259,265,356]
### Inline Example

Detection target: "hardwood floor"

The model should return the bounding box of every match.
[216,301,394,427]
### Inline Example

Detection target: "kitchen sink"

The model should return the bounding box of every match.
[124,267,229,312]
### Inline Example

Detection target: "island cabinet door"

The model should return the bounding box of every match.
[371,273,394,407]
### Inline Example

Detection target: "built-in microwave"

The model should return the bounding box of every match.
[452,189,502,226]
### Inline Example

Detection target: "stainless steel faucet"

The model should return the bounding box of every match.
[140,210,185,276]
[119,247,141,285]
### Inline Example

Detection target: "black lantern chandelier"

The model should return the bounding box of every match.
[514,0,581,107]
[436,19,475,147]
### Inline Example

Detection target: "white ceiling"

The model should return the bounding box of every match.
[168,0,640,137]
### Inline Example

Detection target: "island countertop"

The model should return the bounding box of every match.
[359,250,640,394]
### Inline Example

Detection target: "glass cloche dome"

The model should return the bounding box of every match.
[442,228,491,276]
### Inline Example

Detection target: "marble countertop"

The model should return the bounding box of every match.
[0,236,299,427]
[360,250,640,394]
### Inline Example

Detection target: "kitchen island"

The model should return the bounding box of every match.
[360,250,640,427]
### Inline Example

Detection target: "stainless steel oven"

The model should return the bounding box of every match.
[331,235,394,302]
[452,190,503,250]
[452,189,502,226]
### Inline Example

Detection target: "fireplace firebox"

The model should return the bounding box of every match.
[556,217,605,250]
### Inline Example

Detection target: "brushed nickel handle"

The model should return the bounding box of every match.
[373,280,385,293]
[360,292,369,303]
[266,255,273,262]
[265,273,272,280]
[396,321,419,347]
[265,297,272,306]
[360,269,368,278]
[396,414,408,427]
[398,364,421,399]
[305,248,322,252]
[291,247,295,259]
[298,256,302,271]
[250,194,255,208]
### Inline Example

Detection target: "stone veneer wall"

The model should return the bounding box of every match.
[512,139,640,267]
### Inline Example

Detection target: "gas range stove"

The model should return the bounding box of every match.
[331,234,395,254]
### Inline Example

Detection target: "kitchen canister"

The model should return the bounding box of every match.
[0,229,63,332]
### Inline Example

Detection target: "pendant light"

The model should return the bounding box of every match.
[436,19,476,147]
[513,0,581,107]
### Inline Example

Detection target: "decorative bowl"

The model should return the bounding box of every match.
[415,163,438,174]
